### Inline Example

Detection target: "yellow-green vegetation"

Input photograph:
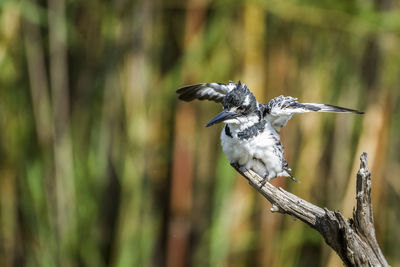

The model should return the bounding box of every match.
[0,0,399,266]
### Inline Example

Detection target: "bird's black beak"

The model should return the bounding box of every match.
[206,110,238,127]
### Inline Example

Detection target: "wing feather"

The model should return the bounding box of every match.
[176,82,233,103]
[264,96,363,131]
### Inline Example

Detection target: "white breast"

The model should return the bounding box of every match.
[221,122,285,179]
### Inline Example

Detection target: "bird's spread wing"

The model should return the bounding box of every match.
[263,96,363,131]
[176,82,234,103]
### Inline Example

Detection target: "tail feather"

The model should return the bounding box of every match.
[281,167,299,183]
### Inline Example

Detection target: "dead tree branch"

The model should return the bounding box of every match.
[237,152,389,267]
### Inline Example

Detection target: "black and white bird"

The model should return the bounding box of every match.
[176,81,363,184]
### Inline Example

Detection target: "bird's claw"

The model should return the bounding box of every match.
[230,162,248,178]
[260,173,271,188]
[260,178,267,187]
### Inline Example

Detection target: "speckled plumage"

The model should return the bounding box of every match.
[177,81,363,183]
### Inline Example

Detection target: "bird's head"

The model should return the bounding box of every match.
[206,81,259,127]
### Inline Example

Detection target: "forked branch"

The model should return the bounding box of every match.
[237,153,389,267]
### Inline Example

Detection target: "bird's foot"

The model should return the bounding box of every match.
[260,178,268,187]
[230,162,248,178]
[260,173,271,188]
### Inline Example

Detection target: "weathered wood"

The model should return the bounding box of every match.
[237,153,389,267]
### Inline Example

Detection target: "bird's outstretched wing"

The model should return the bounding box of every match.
[263,96,364,131]
[176,82,234,103]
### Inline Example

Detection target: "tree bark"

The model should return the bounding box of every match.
[236,153,389,267]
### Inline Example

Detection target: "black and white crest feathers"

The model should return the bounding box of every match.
[222,82,258,115]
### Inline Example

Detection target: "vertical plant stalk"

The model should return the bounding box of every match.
[22,1,59,262]
[166,1,206,267]
[236,153,389,267]
[47,0,76,262]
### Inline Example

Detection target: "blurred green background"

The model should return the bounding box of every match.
[1,0,400,266]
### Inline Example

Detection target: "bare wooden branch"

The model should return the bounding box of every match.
[237,153,389,267]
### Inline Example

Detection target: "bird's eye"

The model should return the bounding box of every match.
[237,105,245,112]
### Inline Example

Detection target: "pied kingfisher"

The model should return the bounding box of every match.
[176,81,363,184]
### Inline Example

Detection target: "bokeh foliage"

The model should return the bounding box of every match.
[1,0,400,266]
